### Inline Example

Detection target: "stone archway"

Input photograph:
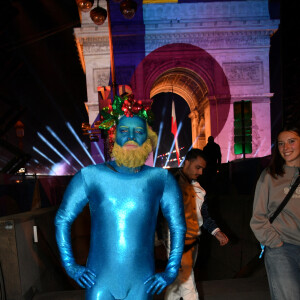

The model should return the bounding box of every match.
[150,67,209,149]
[130,43,231,147]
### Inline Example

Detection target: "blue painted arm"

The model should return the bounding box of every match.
[54,171,95,288]
[145,171,186,295]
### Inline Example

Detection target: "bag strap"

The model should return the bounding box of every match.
[269,172,300,224]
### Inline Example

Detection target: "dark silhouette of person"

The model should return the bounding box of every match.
[202,136,222,193]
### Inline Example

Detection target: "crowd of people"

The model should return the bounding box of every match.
[55,94,300,300]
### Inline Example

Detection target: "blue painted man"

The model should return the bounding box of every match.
[55,94,186,300]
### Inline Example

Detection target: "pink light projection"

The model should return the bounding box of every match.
[130,43,231,138]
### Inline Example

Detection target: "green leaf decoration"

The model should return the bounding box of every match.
[112,96,124,115]
[99,119,115,130]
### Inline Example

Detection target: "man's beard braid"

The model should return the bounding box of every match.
[112,139,153,168]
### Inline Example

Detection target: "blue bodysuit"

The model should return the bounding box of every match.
[55,162,186,300]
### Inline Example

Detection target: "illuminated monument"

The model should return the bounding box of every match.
[74,0,279,163]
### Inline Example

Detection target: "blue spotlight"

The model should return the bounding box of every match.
[153,105,167,167]
[66,122,96,165]
[164,122,182,168]
[179,157,185,167]
[226,141,231,162]
[46,126,85,168]
[186,137,199,153]
[263,142,274,157]
[153,121,164,167]
[37,132,72,166]
[33,146,56,165]
[179,136,198,167]
[254,138,264,157]
[94,142,105,162]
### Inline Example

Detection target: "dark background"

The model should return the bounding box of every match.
[0,0,89,174]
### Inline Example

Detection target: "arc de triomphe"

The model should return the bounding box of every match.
[74,0,279,163]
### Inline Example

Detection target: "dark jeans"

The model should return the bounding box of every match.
[265,243,300,300]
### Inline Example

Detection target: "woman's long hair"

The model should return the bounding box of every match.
[268,124,300,178]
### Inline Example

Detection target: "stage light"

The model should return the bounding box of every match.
[46,126,85,168]
[50,161,77,176]
[66,122,96,165]
[17,168,26,174]
[120,0,137,19]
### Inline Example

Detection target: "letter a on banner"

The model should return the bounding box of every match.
[171,100,180,166]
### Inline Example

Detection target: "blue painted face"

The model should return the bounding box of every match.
[116,116,148,147]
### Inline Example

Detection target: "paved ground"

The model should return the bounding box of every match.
[157,273,270,300]
[33,274,270,300]
[33,236,271,300]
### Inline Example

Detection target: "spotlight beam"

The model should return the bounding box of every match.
[66,122,96,165]
[94,142,105,162]
[164,122,182,168]
[226,140,231,163]
[179,136,199,167]
[264,143,274,157]
[153,105,166,167]
[46,126,85,168]
[37,132,72,166]
[254,138,265,157]
[153,121,164,167]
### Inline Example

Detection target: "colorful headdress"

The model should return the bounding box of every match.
[98,94,154,154]
[98,93,154,134]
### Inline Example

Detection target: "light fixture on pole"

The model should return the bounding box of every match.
[90,2,107,25]
[76,0,95,12]
[14,120,24,151]
[120,0,137,19]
